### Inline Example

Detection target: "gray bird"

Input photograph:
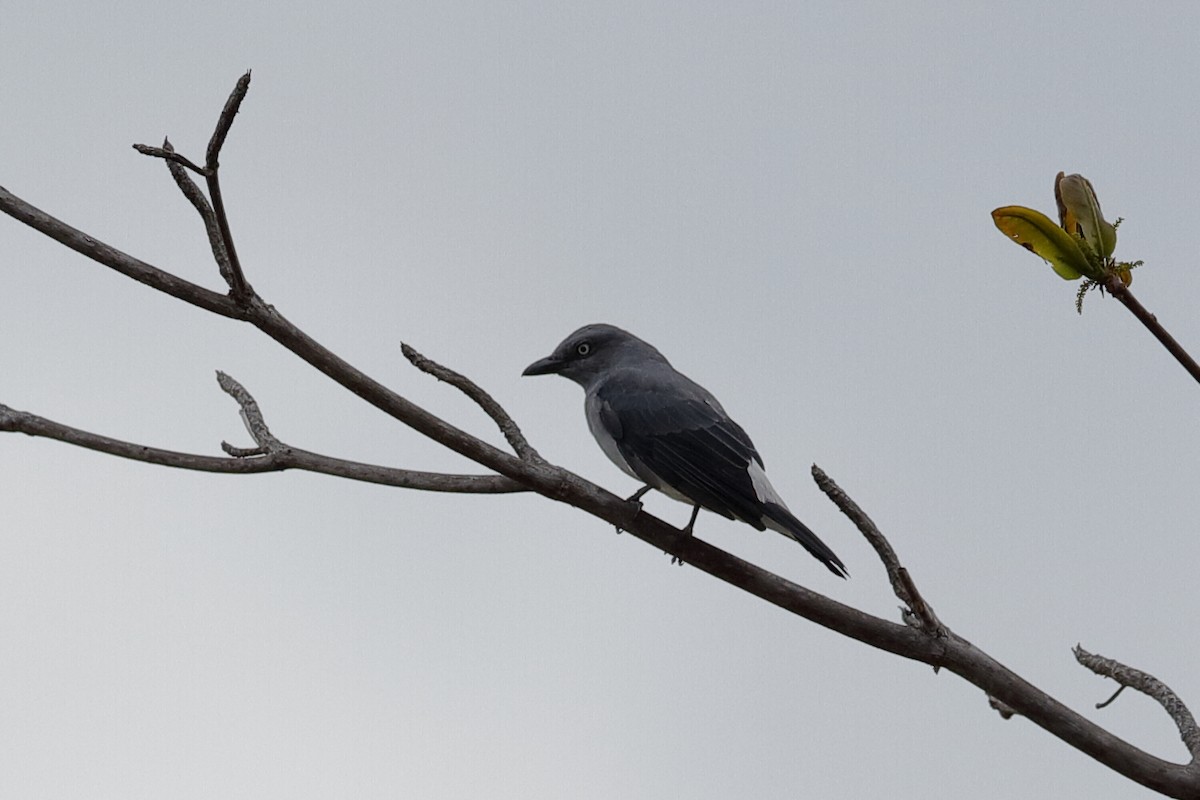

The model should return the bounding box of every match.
[523,324,847,577]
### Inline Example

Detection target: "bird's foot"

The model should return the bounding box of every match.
[666,504,700,564]
[617,486,653,535]
[626,485,652,504]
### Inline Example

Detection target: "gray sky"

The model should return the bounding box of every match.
[2,2,1197,798]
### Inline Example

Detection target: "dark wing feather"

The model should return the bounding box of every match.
[595,368,768,528]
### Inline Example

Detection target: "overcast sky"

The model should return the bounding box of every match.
[2,2,1198,798]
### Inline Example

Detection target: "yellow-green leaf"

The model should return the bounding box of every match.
[991,205,1095,280]
[1055,172,1117,259]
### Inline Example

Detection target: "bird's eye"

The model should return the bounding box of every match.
[576,342,591,356]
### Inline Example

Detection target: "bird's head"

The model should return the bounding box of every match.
[522,323,666,388]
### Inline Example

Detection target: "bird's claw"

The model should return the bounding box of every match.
[626,486,652,504]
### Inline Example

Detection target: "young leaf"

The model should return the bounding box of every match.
[991,205,1095,280]
[1054,172,1118,259]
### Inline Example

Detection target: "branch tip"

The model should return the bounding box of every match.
[207,70,253,169]
[1074,644,1200,760]
[215,371,280,451]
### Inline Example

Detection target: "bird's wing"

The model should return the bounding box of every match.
[594,368,769,529]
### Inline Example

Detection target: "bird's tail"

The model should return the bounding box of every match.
[762,503,848,578]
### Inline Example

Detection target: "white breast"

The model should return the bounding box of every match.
[584,392,640,481]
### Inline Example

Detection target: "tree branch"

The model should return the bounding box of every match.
[0,401,525,494]
[0,182,528,482]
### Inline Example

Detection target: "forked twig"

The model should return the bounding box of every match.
[1075,645,1200,761]
[0,398,524,494]
[216,370,281,454]
[132,72,253,299]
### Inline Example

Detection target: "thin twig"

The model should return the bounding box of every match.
[157,139,237,287]
[203,71,252,299]
[1097,685,1127,710]
[131,144,207,175]
[1075,645,1200,762]
[402,342,542,462]
[812,464,946,637]
[1106,276,1200,385]
[207,70,251,169]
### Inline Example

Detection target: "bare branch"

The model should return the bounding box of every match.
[402,342,542,462]
[1075,645,1200,762]
[604,492,1199,797]
[0,187,526,484]
[202,71,253,299]
[0,402,525,494]
[812,464,945,637]
[132,72,255,298]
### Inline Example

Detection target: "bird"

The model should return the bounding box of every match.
[522,323,847,577]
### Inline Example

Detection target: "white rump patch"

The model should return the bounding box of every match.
[747,459,786,507]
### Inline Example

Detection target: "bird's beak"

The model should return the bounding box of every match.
[522,355,562,376]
